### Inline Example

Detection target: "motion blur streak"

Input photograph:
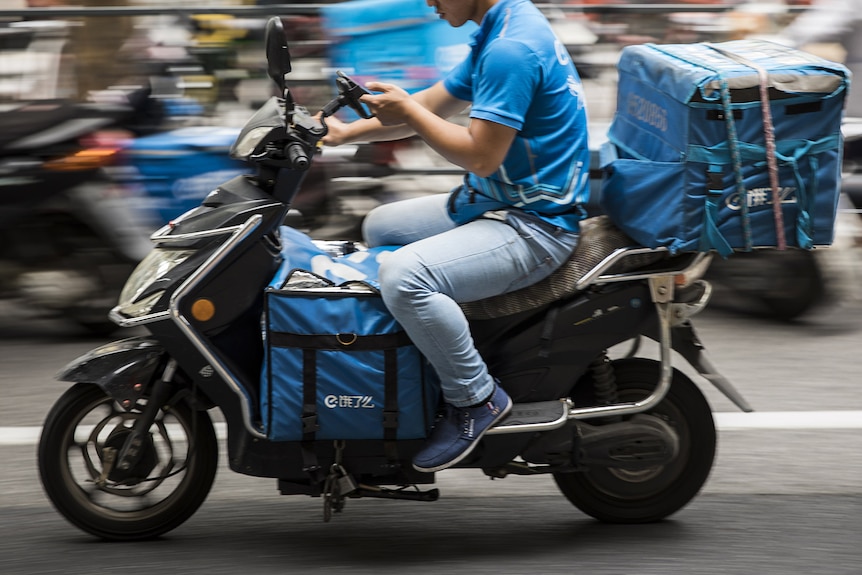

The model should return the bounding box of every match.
[3,411,862,446]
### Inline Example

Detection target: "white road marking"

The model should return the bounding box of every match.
[714,410,862,430]
[2,411,860,446]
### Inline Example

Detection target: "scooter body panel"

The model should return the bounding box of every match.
[473,283,656,403]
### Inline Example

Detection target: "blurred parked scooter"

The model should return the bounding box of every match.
[841,118,862,215]
[0,89,158,334]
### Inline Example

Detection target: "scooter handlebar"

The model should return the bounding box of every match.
[285,142,310,170]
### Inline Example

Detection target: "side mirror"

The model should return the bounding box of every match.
[265,17,291,93]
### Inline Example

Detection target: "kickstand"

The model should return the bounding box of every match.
[321,440,357,522]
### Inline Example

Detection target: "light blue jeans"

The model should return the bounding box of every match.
[362,193,579,407]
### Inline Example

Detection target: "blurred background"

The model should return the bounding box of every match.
[0,6,860,571]
[0,0,861,334]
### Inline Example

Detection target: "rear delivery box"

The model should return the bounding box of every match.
[600,40,850,254]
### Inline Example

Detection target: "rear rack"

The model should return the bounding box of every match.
[566,248,714,422]
[577,246,711,290]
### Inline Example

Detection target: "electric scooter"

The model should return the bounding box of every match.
[37,18,752,540]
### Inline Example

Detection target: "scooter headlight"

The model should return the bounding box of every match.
[231,126,272,159]
[117,248,195,317]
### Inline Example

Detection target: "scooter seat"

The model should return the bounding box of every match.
[460,216,664,320]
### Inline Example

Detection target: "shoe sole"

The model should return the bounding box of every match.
[412,396,513,473]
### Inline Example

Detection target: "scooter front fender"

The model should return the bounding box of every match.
[57,336,166,409]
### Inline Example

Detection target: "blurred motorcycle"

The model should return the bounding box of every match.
[111,122,408,241]
[0,91,157,334]
[842,118,862,215]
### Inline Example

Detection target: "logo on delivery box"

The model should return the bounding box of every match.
[324,395,376,409]
[725,186,798,211]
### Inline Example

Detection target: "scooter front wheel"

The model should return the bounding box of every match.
[38,382,218,540]
[554,358,716,523]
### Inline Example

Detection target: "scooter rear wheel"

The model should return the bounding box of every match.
[38,382,218,540]
[553,358,716,523]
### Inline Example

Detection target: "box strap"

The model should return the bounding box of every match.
[382,348,400,465]
[270,331,412,351]
[715,75,753,251]
[701,167,734,257]
[649,44,754,251]
[282,331,410,469]
[706,43,787,250]
[300,349,322,480]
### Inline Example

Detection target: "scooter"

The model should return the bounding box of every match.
[37,18,753,541]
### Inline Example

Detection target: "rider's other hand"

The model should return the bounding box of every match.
[320,113,348,147]
[361,82,412,126]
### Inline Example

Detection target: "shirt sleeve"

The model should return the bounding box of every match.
[443,53,474,102]
[469,39,539,131]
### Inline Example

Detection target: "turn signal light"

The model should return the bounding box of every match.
[191,298,216,322]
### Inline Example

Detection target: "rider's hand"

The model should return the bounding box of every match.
[360,82,414,126]
[320,113,349,147]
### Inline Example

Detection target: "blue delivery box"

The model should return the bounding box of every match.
[599,40,850,255]
[321,0,476,93]
[261,227,440,442]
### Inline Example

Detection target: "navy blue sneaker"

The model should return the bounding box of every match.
[412,384,512,473]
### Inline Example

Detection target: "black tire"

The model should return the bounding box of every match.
[757,250,824,320]
[553,358,716,523]
[38,382,218,541]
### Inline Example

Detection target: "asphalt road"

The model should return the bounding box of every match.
[1,295,861,574]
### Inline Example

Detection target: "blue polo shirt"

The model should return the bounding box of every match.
[443,0,591,233]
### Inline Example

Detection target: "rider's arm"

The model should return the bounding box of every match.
[322,81,470,146]
[329,81,515,178]
[395,98,516,178]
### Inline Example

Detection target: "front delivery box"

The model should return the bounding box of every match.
[600,40,850,255]
[261,227,439,442]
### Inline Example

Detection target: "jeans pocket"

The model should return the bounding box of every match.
[501,212,580,292]
[504,255,555,293]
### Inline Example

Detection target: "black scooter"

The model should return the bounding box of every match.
[37,18,752,541]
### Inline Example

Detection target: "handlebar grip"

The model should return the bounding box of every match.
[285,143,309,170]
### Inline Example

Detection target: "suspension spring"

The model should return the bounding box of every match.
[589,352,619,407]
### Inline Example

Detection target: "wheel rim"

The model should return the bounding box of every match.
[56,393,203,520]
[581,389,691,501]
